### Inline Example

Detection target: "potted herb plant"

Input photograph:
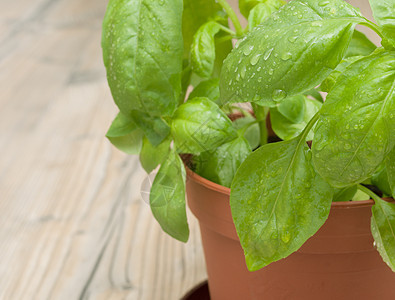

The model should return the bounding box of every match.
[102,0,395,299]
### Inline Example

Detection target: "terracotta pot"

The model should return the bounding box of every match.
[186,168,395,300]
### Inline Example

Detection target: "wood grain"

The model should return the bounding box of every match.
[0,0,206,299]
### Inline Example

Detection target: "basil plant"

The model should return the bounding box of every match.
[102,0,395,272]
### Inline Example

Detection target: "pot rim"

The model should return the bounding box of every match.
[185,166,394,209]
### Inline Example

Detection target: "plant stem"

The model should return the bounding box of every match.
[216,0,244,36]
[361,20,385,41]
[357,184,381,202]
[300,111,321,141]
[251,103,269,146]
[217,24,236,36]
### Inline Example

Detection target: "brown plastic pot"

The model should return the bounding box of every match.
[186,168,395,300]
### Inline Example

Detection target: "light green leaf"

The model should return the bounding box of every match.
[270,96,322,141]
[106,112,143,154]
[171,97,238,154]
[150,149,189,242]
[248,0,285,30]
[320,56,363,93]
[191,21,222,79]
[312,51,395,188]
[233,114,260,149]
[371,198,395,272]
[189,79,220,104]
[231,136,333,271]
[220,0,365,106]
[372,164,392,196]
[140,137,171,174]
[368,0,395,48]
[385,147,395,197]
[192,136,251,187]
[102,0,183,145]
[346,29,377,58]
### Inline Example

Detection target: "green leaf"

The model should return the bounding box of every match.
[130,111,170,146]
[171,97,238,154]
[233,114,260,149]
[183,0,232,78]
[371,198,395,272]
[333,185,357,202]
[220,0,365,106]
[102,0,183,143]
[368,0,395,48]
[188,78,220,104]
[270,96,322,141]
[312,51,395,188]
[192,136,251,187]
[230,136,333,271]
[248,0,285,30]
[106,112,143,154]
[191,21,222,79]
[150,149,189,242]
[320,56,363,93]
[304,88,323,103]
[345,29,377,58]
[372,164,392,196]
[385,147,395,197]
[140,137,171,174]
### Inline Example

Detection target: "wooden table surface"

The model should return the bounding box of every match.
[0,0,207,299]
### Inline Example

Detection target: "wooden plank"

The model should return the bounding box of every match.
[0,0,207,299]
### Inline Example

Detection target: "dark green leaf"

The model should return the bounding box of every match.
[372,164,392,196]
[150,149,189,242]
[320,56,363,93]
[368,0,395,48]
[385,147,395,197]
[191,21,221,78]
[171,97,238,154]
[371,198,395,272]
[140,137,171,174]
[312,51,395,188]
[333,185,357,202]
[106,112,143,154]
[270,96,321,141]
[192,136,251,187]
[102,0,183,143]
[220,0,365,106]
[248,0,285,30]
[130,111,170,146]
[233,114,260,149]
[189,78,220,104]
[346,29,377,58]
[231,136,333,271]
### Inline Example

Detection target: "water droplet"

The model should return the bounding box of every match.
[272,89,287,102]
[297,13,303,19]
[268,68,274,75]
[243,45,254,56]
[281,232,291,243]
[250,53,261,66]
[228,79,233,86]
[264,48,274,61]
[281,52,292,61]
[257,67,262,72]
[240,66,247,79]
[288,36,298,43]
[319,1,330,6]
[159,0,165,6]
[236,73,241,82]
[311,21,323,27]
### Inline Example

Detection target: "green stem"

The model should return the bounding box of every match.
[217,24,236,36]
[361,20,385,41]
[216,0,243,36]
[251,103,269,146]
[357,184,381,202]
[300,111,320,141]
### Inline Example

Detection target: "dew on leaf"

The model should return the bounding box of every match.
[264,48,274,61]
[268,68,274,75]
[243,45,254,56]
[272,89,287,102]
[241,66,247,79]
[250,53,262,66]
[319,1,330,6]
[281,52,292,61]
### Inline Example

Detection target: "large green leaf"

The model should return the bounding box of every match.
[248,0,286,30]
[192,136,251,187]
[372,165,392,196]
[171,97,238,154]
[191,21,222,79]
[386,147,395,197]
[220,0,365,106]
[140,137,171,174]
[312,51,395,188]
[333,185,357,202]
[106,112,143,154]
[371,198,395,272]
[233,114,261,149]
[368,0,395,48]
[150,149,189,242]
[188,78,220,104]
[230,136,333,271]
[345,29,377,58]
[102,0,183,145]
[270,96,322,141]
